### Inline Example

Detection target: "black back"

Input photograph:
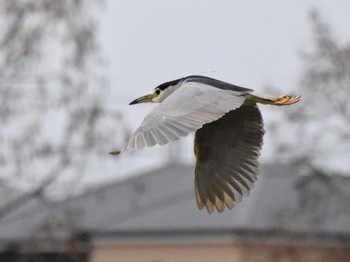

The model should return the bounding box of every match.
[155,75,253,92]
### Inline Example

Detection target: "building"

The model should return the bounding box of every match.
[0,163,350,261]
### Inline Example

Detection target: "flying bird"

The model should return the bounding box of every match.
[111,75,300,213]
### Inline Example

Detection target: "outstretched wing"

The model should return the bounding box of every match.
[194,104,264,213]
[125,81,251,151]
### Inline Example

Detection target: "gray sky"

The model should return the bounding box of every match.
[96,0,350,181]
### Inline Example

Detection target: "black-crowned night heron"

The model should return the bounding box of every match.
[111,75,300,213]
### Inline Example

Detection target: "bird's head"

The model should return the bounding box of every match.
[129,78,183,105]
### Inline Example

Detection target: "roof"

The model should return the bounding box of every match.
[1,163,350,250]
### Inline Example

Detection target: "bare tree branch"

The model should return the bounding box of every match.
[268,10,350,175]
[0,0,124,219]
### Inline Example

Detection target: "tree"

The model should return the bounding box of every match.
[0,0,124,218]
[268,10,350,176]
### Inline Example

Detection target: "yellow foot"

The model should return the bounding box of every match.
[273,95,301,105]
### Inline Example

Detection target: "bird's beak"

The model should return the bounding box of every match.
[129,93,155,105]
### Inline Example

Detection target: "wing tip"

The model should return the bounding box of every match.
[109,149,121,156]
[196,193,236,214]
[201,200,235,214]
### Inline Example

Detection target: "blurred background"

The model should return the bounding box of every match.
[0,1,350,261]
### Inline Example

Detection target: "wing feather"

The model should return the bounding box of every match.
[194,104,264,213]
[125,81,250,151]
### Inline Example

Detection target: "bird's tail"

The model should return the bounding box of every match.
[249,93,301,106]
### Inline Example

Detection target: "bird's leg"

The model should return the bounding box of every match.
[247,94,301,106]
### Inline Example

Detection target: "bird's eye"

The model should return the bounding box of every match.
[155,89,161,95]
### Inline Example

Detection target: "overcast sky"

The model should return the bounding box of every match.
[96,1,350,181]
